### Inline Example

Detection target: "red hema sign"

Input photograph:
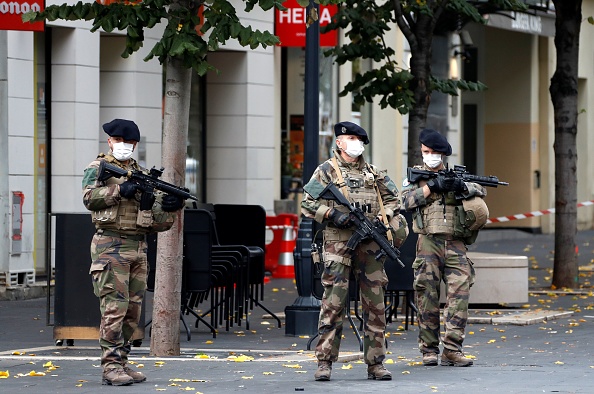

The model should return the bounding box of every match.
[0,0,44,31]
[275,0,337,47]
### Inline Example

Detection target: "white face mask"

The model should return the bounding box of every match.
[423,153,443,168]
[112,142,135,161]
[343,139,365,158]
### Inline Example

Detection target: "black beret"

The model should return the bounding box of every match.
[102,119,141,142]
[334,121,369,145]
[419,128,451,156]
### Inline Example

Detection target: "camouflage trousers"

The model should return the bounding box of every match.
[89,233,148,370]
[412,234,475,354]
[315,239,389,365]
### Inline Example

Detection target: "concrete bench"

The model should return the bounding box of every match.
[440,252,529,304]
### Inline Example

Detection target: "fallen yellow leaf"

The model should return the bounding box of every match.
[28,370,46,376]
[43,361,54,368]
[205,340,214,344]
[231,355,254,362]
[402,370,410,374]
[385,359,394,364]
[341,364,353,369]
[282,364,302,369]
[241,376,254,380]
[555,361,564,365]
[0,370,9,379]
[263,372,275,375]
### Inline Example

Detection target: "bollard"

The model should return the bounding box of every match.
[274,214,298,278]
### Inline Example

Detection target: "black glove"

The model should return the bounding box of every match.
[443,177,466,193]
[161,194,185,212]
[139,192,156,210]
[426,175,446,193]
[328,209,352,228]
[119,181,138,199]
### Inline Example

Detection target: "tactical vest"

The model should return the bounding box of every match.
[412,185,461,236]
[326,164,380,222]
[91,155,149,235]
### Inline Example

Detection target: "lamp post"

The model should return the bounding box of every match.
[284,0,322,336]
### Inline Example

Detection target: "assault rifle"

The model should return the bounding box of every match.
[317,182,404,268]
[407,165,509,188]
[97,161,198,202]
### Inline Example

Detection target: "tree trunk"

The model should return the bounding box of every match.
[407,16,434,167]
[150,57,192,356]
[549,0,581,289]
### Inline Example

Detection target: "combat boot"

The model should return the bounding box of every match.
[314,360,332,381]
[440,349,474,367]
[124,366,147,383]
[102,368,134,386]
[422,352,438,366]
[367,363,392,380]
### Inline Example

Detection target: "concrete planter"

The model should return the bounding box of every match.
[440,252,529,304]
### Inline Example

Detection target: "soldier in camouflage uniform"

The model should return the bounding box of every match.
[401,128,487,367]
[302,121,403,382]
[82,119,185,386]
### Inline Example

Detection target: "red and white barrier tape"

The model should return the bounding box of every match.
[487,200,594,224]
[266,225,296,230]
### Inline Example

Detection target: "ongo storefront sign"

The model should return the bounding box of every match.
[275,0,337,47]
[0,0,44,31]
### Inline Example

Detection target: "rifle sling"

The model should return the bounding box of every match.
[330,156,393,243]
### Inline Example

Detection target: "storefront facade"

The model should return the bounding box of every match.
[2,1,594,287]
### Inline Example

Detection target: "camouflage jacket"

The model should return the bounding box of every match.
[401,164,487,236]
[401,164,487,211]
[82,152,174,234]
[301,150,400,224]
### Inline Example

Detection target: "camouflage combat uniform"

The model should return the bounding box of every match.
[82,153,174,372]
[401,164,486,356]
[301,150,400,366]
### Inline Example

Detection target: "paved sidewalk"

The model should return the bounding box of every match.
[1,229,593,393]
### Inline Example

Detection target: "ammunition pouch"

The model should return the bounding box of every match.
[454,206,479,245]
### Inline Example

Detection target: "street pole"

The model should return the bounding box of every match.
[0,31,10,273]
[284,0,322,336]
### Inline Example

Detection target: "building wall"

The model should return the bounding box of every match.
[4,30,36,280]
[483,28,541,229]
[205,10,277,212]
[577,0,594,229]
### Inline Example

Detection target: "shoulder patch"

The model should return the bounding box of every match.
[402,178,410,187]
